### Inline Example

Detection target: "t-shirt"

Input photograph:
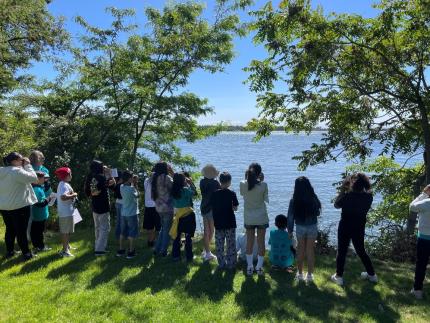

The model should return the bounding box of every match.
[57,181,74,217]
[269,229,293,268]
[173,187,194,208]
[113,183,122,204]
[89,174,110,214]
[32,184,49,221]
[120,184,139,217]
[144,177,156,208]
[211,188,239,230]
[335,191,373,224]
[200,178,221,214]
[240,180,269,226]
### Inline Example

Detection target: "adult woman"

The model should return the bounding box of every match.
[152,161,174,257]
[287,176,321,282]
[240,163,269,276]
[331,173,377,286]
[0,152,38,260]
[199,164,220,261]
[84,160,115,256]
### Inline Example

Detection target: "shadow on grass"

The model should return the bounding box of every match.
[183,262,235,302]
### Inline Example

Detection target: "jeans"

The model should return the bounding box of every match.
[115,203,127,240]
[154,212,173,255]
[30,220,46,249]
[1,206,31,255]
[93,212,110,252]
[216,228,237,268]
[414,238,430,290]
[336,219,375,277]
[172,233,193,261]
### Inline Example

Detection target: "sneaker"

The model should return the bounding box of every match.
[410,288,423,300]
[23,252,35,261]
[331,273,344,286]
[203,252,217,262]
[126,250,136,259]
[59,250,74,257]
[5,251,16,259]
[247,266,254,276]
[116,249,126,257]
[94,251,107,256]
[306,273,314,282]
[295,272,305,282]
[360,272,378,283]
[68,244,77,250]
[37,246,52,252]
[256,267,264,276]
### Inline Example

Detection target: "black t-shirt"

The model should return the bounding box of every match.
[200,178,221,214]
[211,188,239,230]
[113,183,122,200]
[336,191,373,224]
[90,174,110,214]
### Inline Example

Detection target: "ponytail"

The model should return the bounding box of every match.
[247,163,262,191]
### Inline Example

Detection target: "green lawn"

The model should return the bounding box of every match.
[0,225,429,323]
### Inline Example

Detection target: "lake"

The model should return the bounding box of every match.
[146,132,421,238]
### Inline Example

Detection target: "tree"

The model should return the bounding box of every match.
[0,0,67,96]
[246,0,430,231]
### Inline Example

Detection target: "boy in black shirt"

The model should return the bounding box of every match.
[211,172,239,270]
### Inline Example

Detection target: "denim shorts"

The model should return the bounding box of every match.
[121,215,139,238]
[295,224,318,239]
[244,223,269,230]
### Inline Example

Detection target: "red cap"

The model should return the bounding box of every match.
[54,167,71,181]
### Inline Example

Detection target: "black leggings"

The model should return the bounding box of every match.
[336,220,375,277]
[414,238,430,291]
[30,220,46,249]
[1,206,31,255]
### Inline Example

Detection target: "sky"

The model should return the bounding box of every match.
[34,0,379,125]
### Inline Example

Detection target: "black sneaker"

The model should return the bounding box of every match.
[116,249,126,257]
[126,250,136,259]
[5,251,16,259]
[23,252,35,261]
[94,251,107,256]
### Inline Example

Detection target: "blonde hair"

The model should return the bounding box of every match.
[29,150,44,165]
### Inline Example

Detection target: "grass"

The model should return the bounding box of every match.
[0,225,429,323]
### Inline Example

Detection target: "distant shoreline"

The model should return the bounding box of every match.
[200,125,327,132]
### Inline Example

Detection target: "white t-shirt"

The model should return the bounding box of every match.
[57,181,75,217]
[144,177,156,208]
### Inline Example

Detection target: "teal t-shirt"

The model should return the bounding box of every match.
[173,187,194,208]
[32,185,49,221]
[269,229,294,268]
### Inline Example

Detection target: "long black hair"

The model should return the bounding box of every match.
[85,160,104,197]
[171,173,186,199]
[247,162,262,191]
[292,176,321,221]
[151,161,168,201]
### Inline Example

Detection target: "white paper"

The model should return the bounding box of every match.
[48,193,57,206]
[111,168,118,178]
[72,209,82,225]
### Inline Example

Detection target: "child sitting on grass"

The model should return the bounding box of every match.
[169,172,196,262]
[31,171,52,252]
[269,214,294,271]
[211,171,239,270]
[55,167,77,257]
[118,171,140,259]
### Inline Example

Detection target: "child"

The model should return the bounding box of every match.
[199,164,220,261]
[118,171,140,259]
[30,171,52,252]
[169,172,196,262]
[211,172,239,269]
[143,170,161,247]
[55,167,77,257]
[269,214,294,270]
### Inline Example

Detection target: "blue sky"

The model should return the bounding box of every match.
[36,0,378,125]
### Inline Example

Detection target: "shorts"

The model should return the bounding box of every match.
[142,207,161,231]
[201,210,213,220]
[244,223,269,230]
[121,215,139,238]
[296,224,318,239]
[59,216,74,234]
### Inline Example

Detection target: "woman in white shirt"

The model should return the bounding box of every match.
[0,152,38,260]
[240,163,269,276]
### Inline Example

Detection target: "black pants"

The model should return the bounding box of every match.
[30,220,46,249]
[414,238,430,291]
[171,213,196,261]
[336,219,375,277]
[1,206,31,255]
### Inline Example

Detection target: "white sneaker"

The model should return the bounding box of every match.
[295,272,305,281]
[203,252,217,262]
[410,288,423,300]
[360,272,378,283]
[331,273,344,286]
[247,266,254,276]
[59,250,74,257]
[306,273,314,282]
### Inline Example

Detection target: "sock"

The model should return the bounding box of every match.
[246,254,253,268]
[256,255,264,269]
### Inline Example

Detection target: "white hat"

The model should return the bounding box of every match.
[201,164,219,179]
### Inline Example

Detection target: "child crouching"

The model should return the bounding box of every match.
[211,172,239,270]
[269,214,294,270]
